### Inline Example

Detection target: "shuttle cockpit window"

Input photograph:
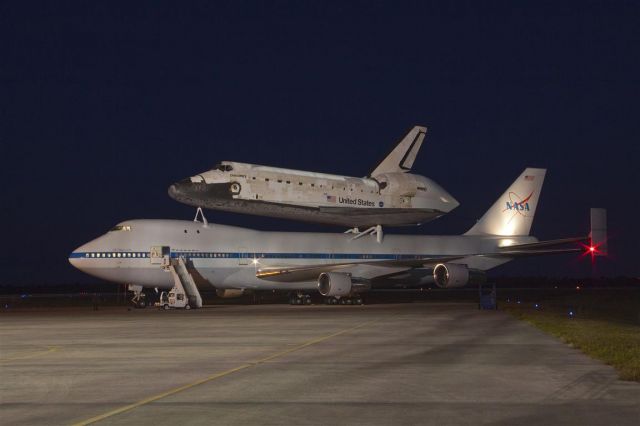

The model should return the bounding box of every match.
[109,225,132,232]
[213,163,233,172]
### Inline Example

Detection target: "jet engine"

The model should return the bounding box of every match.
[318,272,353,297]
[432,263,486,288]
[216,289,246,298]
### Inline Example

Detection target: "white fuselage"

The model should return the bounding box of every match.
[69,219,534,292]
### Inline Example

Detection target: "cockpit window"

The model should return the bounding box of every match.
[213,163,233,172]
[110,225,132,232]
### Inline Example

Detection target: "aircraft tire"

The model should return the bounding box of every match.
[163,304,170,310]
[185,304,191,310]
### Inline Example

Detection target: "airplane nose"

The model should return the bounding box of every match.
[68,248,83,269]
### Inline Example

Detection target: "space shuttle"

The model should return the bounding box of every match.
[168,126,459,228]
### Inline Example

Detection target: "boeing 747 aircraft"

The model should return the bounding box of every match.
[70,168,606,307]
[168,126,459,228]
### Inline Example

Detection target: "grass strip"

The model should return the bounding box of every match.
[504,305,640,382]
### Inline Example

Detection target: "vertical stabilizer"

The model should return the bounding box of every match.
[370,126,427,176]
[465,168,546,236]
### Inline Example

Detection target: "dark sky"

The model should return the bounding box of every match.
[1,1,638,285]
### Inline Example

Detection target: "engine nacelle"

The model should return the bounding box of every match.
[432,263,486,288]
[216,289,246,299]
[318,272,353,297]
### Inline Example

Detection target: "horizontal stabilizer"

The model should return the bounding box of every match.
[370,126,427,176]
[498,236,588,250]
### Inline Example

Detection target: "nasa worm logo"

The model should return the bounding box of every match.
[503,192,533,222]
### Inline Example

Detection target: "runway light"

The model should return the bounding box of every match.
[576,285,581,291]
[568,310,575,319]
[534,303,540,310]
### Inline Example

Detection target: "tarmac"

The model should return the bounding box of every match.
[1,303,639,425]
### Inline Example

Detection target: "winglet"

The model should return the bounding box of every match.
[590,208,607,256]
[370,126,427,176]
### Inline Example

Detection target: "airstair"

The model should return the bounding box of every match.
[167,256,203,308]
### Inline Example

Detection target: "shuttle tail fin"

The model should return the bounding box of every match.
[465,168,546,236]
[370,126,427,176]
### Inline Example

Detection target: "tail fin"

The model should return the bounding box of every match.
[370,126,427,176]
[465,168,546,236]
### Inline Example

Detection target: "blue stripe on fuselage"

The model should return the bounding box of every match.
[68,251,439,260]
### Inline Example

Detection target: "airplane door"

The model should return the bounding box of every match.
[150,246,171,266]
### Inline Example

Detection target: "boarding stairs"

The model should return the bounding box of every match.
[168,256,203,308]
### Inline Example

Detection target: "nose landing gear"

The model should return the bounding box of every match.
[128,284,147,308]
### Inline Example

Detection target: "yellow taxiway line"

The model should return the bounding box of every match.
[0,346,59,362]
[71,319,376,426]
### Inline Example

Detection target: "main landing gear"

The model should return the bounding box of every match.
[324,296,364,305]
[288,292,312,305]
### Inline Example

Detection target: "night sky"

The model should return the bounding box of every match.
[2,1,639,285]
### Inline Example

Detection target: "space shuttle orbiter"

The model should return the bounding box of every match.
[168,126,458,228]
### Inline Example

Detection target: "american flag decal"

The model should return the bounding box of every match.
[326,195,336,203]
[524,175,535,181]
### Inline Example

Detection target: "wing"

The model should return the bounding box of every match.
[256,255,467,282]
[256,237,590,282]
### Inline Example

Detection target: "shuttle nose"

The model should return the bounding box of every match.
[168,178,192,202]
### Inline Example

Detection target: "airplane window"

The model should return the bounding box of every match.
[311,183,315,187]
[225,165,233,171]
[299,182,303,185]
[277,179,282,183]
[265,178,269,181]
[286,181,290,184]
[379,182,388,190]
[184,229,187,233]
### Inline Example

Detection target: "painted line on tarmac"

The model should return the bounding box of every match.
[0,346,59,362]
[71,319,377,426]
